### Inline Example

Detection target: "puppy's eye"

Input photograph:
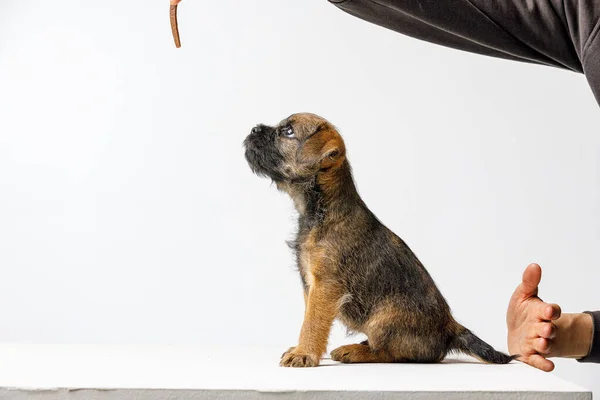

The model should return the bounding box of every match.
[280,126,295,138]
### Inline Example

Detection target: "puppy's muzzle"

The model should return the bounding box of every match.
[244,125,269,158]
[244,124,285,181]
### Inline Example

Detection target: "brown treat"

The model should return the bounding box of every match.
[170,3,181,48]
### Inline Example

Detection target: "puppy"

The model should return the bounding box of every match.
[244,113,516,367]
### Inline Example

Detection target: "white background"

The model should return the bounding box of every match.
[0,0,599,395]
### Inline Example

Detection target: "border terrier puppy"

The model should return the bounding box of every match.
[244,113,516,368]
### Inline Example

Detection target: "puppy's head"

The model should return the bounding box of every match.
[244,113,346,183]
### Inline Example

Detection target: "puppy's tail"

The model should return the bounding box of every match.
[450,324,518,364]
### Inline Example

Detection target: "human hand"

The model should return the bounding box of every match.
[507,263,593,372]
[507,263,562,371]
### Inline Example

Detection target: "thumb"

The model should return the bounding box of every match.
[519,263,542,299]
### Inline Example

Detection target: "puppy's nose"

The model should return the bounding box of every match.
[251,125,262,134]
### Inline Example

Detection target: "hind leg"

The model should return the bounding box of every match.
[330,343,394,363]
[363,305,448,363]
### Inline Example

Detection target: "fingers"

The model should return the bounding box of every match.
[532,337,553,355]
[525,354,555,372]
[523,322,555,354]
[170,0,181,5]
[532,321,557,340]
[519,263,542,298]
[544,303,562,321]
[532,301,561,321]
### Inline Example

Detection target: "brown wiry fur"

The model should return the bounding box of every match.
[244,113,516,367]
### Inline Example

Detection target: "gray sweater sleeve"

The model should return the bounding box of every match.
[583,22,600,103]
[578,311,600,363]
[329,0,600,105]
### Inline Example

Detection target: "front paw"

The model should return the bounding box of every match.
[280,349,320,368]
[281,346,296,358]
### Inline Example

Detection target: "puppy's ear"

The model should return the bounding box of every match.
[297,124,345,171]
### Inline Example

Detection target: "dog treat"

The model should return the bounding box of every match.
[170,0,181,48]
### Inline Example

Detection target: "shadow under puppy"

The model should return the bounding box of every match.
[244,113,516,368]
